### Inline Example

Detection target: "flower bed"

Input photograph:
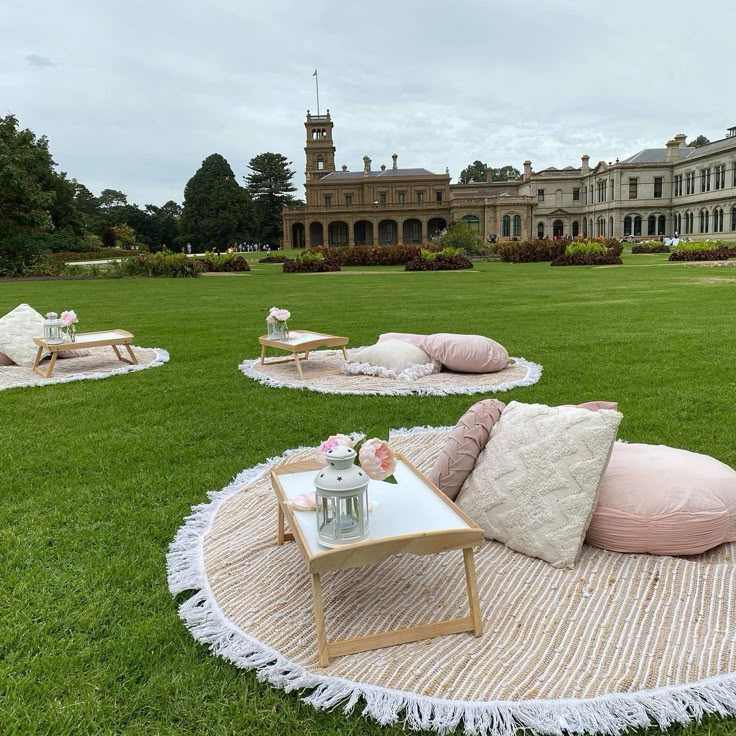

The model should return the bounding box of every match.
[258,254,290,263]
[669,245,736,261]
[282,253,341,273]
[492,238,569,263]
[405,251,473,271]
[307,245,421,266]
[551,240,623,267]
[631,244,671,254]
[122,253,204,277]
[199,254,251,272]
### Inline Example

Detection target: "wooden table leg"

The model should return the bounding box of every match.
[304,351,310,361]
[293,352,305,379]
[124,343,138,365]
[44,351,59,379]
[32,346,44,374]
[260,344,266,365]
[277,504,285,545]
[112,344,123,361]
[311,573,330,667]
[463,547,483,636]
[341,346,348,361]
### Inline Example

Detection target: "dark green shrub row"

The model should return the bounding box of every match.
[52,248,139,261]
[492,239,568,263]
[405,254,473,271]
[632,244,671,254]
[283,257,341,273]
[258,254,290,263]
[551,251,623,266]
[198,253,250,272]
[668,247,736,261]
[306,245,421,266]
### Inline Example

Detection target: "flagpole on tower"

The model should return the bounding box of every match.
[313,68,320,116]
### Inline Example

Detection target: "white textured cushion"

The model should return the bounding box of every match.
[456,401,622,568]
[0,304,46,368]
[346,339,438,380]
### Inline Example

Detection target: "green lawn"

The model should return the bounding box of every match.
[2,256,736,735]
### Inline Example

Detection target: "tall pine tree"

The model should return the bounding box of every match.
[245,152,296,246]
[181,154,253,250]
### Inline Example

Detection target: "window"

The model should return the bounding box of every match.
[733,163,736,187]
[416,191,424,203]
[706,168,711,191]
[461,215,479,234]
[378,192,386,205]
[654,177,663,198]
[435,191,442,203]
[732,206,736,231]
[324,195,331,206]
[572,220,579,236]
[629,178,638,199]
[715,166,721,190]
[610,216,614,236]
[700,209,709,233]
[397,192,405,204]
[537,189,545,202]
[583,186,587,203]
[537,222,545,238]
[633,215,642,236]
[714,208,724,232]
[685,211,693,234]
[700,169,706,192]
[716,164,726,190]
[317,155,324,171]
[674,175,680,196]
[573,188,580,201]
[513,215,522,238]
[582,219,587,237]
[624,215,632,235]
[502,215,511,238]
[657,214,665,235]
[345,194,352,206]
[647,215,656,236]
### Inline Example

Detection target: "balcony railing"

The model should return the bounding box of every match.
[284,201,452,214]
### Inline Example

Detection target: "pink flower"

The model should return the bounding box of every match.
[270,308,290,322]
[359,438,396,481]
[59,310,78,326]
[291,492,316,511]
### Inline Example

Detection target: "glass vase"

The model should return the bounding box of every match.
[267,320,289,340]
[63,325,77,343]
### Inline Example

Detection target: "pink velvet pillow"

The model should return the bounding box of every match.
[576,401,618,412]
[0,352,14,366]
[586,443,736,555]
[429,399,506,500]
[422,333,509,373]
[378,332,428,349]
[58,349,91,359]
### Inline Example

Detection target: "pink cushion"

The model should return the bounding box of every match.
[378,332,428,349]
[422,333,509,373]
[586,443,736,555]
[429,399,506,500]
[0,352,14,366]
[58,349,91,359]
[576,401,618,412]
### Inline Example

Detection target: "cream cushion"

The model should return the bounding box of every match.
[347,339,435,377]
[456,401,623,568]
[586,443,736,555]
[0,304,46,368]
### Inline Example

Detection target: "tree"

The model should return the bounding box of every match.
[180,154,253,250]
[458,160,521,184]
[687,135,710,148]
[245,152,297,246]
[0,114,57,236]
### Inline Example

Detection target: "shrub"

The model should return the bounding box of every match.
[565,241,607,256]
[431,221,488,256]
[121,253,204,277]
[668,243,736,261]
[493,238,568,263]
[283,253,341,273]
[551,250,623,266]
[199,253,251,272]
[632,244,671,254]
[52,248,138,261]
[258,254,290,263]
[405,253,473,271]
[306,245,420,266]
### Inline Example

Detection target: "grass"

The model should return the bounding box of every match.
[2,254,736,735]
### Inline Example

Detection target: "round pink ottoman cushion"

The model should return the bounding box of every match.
[586,443,736,555]
[429,399,506,500]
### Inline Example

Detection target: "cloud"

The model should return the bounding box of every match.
[24,53,56,68]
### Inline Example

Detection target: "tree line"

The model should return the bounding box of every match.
[0,114,300,254]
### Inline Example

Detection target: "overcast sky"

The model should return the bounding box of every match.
[2,0,734,205]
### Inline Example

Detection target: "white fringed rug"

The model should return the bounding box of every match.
[239,349,542,396]
[0,346,169,391]
[168,426,736,736]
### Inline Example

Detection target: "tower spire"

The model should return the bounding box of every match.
[312,69,320,116]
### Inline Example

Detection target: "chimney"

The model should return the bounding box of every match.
[523,160,532,181]
[391,153,398,170]
[380,164,386,172]
[581,154,590,176]
[341,164,347,171]
[485,167,492,183]
[665,139,679,162]
[674,133,687,148]
[363,156,371,175]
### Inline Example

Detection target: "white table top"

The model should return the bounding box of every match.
[276,331,331,345]
[277,458,473,556]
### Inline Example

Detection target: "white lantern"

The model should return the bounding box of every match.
[43,314,63,343]
[314,445,369,547]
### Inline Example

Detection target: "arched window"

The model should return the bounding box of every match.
[311,128,318,140]
[610,216,614,237]
[647,215,656,236]
[657,215,666,235]
[537,222,545,238]
[700,209,709,233]
[572,220,579,237]
[732,207,736,231]
[633,216,642,236]
[512,214,522,237]
[624,216,632,235]
[589,218,594,236]
[502,215,511,238]
[553,219,564,238]
[462,215,480,234]
[714,208,723,232]
[316,155,324,171]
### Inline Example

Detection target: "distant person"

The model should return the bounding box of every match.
[186,242,192,254]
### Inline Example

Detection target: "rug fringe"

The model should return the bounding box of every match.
[0,347,170,392]
[239,355,543,397]
[167,426,736,736]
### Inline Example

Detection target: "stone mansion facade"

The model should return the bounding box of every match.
[281,111,736,248]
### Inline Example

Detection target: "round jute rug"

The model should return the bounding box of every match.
[239,349,542,396]
[0,346,169,392]
[168,427,736,736]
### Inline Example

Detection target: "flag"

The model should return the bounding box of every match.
[312,69,317,76]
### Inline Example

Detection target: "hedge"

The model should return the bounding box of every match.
[405,254,473,271]
[493,239,568,263]
[306,245,421,266]
[283,258,341,273]
[631,244,671,254]
[668,247,736,262]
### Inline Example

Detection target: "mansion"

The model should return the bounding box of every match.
[281,111,736,247]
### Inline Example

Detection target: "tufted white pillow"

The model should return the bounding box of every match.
[456,401,622,568]
[0,304,46,368]
[345,339,438,380]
